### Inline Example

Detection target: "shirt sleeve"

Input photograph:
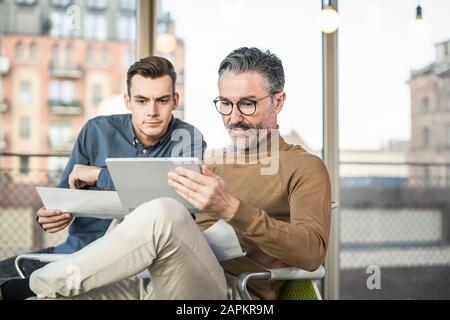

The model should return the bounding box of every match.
[57,123,91,189]
[96,167,115,191]
[227,157,332,271]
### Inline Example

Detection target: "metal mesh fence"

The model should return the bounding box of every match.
[339,162,450,299]
[1,156,449,299]
[0,164,67,261]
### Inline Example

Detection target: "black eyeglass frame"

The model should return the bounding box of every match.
[213,92,279,116]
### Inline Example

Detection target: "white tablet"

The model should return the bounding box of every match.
[106,157,201,214]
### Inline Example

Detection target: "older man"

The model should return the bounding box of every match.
[3,47,331,300]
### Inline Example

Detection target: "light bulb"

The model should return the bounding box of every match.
[408,5,431,42]
[156,33,177,54]
[317,5,340,34]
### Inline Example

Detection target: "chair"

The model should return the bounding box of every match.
[236,201,338,300]
[15,254,69,279]
[237,266,325,300]
[16,202,339,300]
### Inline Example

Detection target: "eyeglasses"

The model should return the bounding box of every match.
[213,93,277,116]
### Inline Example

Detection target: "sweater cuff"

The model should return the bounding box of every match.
[227,200,261,234]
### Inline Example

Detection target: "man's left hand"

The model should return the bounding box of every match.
[68,164,102,189]
[168,164,240,220]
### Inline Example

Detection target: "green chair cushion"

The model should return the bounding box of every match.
[277,279,319,300]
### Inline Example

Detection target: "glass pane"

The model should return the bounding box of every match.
[339,0,450,299]
[157,0,323,154]
[0,0,137,259]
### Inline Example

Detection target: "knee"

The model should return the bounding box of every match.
[130,197,191,228]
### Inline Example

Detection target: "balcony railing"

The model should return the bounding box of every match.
[0,98,9,113]
[48,62,83,78]
[0,133,8,150]
[48,139,75,152]
[48,99,82,115]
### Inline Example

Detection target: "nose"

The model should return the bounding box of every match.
[145,99,159,117]
[228,104,244,125]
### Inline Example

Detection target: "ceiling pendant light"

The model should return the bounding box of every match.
[408,1,431,42]
[317,1,340,34]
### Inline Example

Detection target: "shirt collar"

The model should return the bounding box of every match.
[129,115,177,148]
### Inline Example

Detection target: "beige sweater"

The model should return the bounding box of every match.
[195,136,332,300]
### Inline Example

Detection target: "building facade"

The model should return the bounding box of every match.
[0,0,185,182]
[408,39,450,187]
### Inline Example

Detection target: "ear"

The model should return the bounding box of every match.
[172,92,180,111]
[274,92,286,115]
[124,92,131,111]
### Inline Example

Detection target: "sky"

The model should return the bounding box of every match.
[161,0,450,150]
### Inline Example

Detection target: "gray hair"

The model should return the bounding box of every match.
[218,47,285,94]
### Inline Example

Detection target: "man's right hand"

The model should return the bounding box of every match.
[37,207,73,233]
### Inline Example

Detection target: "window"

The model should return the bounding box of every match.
[87,46,95,63]
[15,0,36,5]
[19,156,29,175]
[159,0,323,150]
[19,117,30,138]
[84,14,108,40]
[100,47,108,62]
[50,11,76,38]
[92,83,103,105]
[119,0,136,11]
[19,81,31,104]
[421,97,430,113]
[338,1,450,299]
[50,0,72,7]
[49,80,75,104]
[29,42,37,60]
[86,0,107,10]
[15,42,24,59]
[421,127,431,148]
[446,125,450,148]
[0,0,137,264]
[123,47,132,67]
[60,81,75,103]
[117,15,136,41]
[48,123,73,148]
[47,156,70,182]
[50,12,64,38]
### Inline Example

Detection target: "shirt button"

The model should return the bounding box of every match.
[142,149,148,154]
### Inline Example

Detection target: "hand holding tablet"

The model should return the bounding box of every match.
[106,157,201,213]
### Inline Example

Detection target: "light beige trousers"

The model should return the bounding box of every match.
[29,197,232,300]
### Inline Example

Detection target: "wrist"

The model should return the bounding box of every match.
[223,197,240,221]
[93,166,102,186]
[94,166,101,180]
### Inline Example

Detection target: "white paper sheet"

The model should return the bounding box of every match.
[36,187,128,219]
[36,187,245,261]
[202,219,246,261]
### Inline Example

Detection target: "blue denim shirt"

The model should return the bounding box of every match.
[53,114,206,254]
